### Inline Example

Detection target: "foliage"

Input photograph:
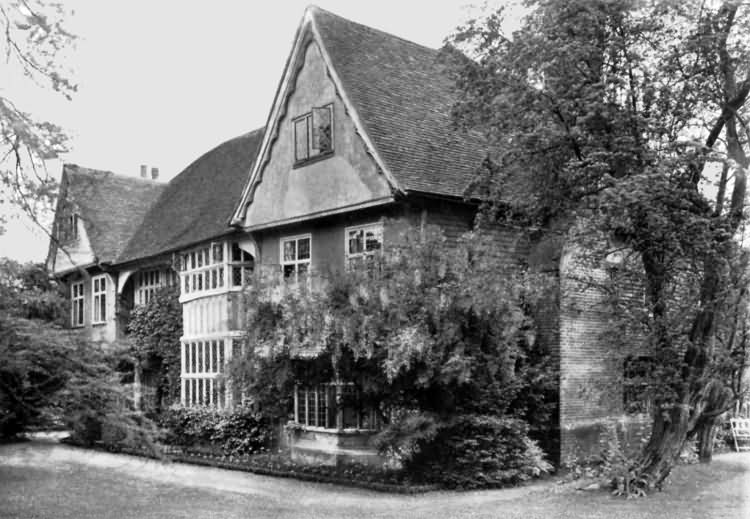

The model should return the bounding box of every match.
[158,405,272,457]
[0,0,76,235]
[0,258,64,321]
[447,0,750,490]
[376,414,552,488]
[232,225,558,486]
[126,286,182,410]
[561,424,648,498]
[0,258,154,449]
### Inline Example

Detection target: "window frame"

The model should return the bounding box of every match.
[58,212,78,242]
[280,234,312,284]
[70,280,84,328]
[292,103,334,167]
[181,339,228,408]
[229,242,255,288]
[345,223,384,266]
[91,274,107,324]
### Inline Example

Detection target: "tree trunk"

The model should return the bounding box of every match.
[697,420,717,463]
[636,405,691,489]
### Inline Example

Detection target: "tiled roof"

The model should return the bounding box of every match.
[116,128,264,264]
[312,7,486,198]
[62,165,165,264]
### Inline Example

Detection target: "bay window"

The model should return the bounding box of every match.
[181,339,228,408]
[179,240,254,298]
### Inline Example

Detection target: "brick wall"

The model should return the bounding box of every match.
[558,242,650,460]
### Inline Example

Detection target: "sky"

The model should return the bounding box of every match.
[0,0,524,263]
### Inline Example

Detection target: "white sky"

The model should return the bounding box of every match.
[0,0,523,262]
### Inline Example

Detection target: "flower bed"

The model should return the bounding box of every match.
[96,442,438,494]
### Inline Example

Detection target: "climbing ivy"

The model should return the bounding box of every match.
[127,286,182,412]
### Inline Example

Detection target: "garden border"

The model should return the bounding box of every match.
[70,440,439,494]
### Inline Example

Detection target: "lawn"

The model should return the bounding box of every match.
[0,441,748,518]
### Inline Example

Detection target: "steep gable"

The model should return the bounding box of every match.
[116,128,264,264]
[232,6,487,226]
[48,165,165,274]
[239,38,394,230]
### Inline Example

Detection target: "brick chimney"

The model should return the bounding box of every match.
[151,167,159,180]
[140,164,147,178]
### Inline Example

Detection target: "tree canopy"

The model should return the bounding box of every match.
[447,0,749,490]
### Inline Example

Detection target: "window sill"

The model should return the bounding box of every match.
[179,286,246,304]
[291,424,378,435]
[91,322,107,327]
[70,324,85,329]
[292,151,334,169]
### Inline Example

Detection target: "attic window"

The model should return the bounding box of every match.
[58,213,79,241]
[293,104,333,165]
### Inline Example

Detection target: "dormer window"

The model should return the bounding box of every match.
[293,104,333,165]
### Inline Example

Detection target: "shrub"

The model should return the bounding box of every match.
[158,405,272,456]
[378,414,552,489]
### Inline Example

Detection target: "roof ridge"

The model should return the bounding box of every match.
[308,5,441,55]
[64,163,164,184]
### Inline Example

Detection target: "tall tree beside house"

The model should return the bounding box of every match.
[447,0,749,489]
[0,0,75,236]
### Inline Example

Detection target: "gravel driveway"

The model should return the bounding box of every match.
[0,440,748,518]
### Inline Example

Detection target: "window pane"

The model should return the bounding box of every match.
[298,388,306,424]
[295,118,309,162]
[211,269,217,289]
[190,252,196,269]
[316,387,327,427]
[218,267,224,287]
[312,106,332,153]
[100,294,106,321]
[232,266,242,287]
[211,380,218,407]
[348,230,363,255]
[365,229,382,251]
[283,265,296,279]
[298,238,310,260]
[283,240,296,262]
[212,243,223,263]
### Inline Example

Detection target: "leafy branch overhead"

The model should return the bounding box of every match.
[0,0,76,234]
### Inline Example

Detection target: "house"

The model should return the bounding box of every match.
[47,5,648,464]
